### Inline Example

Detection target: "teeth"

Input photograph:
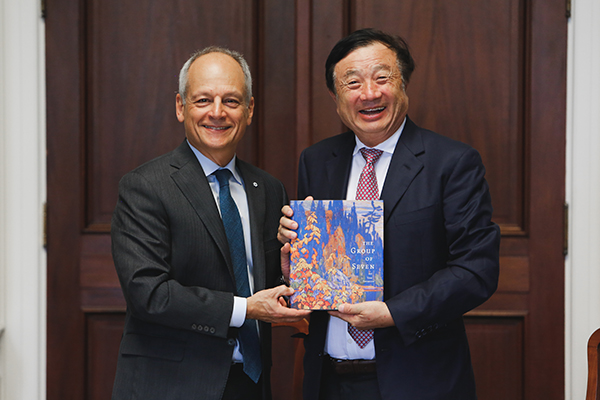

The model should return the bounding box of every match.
[360,107,385,114]
[204,125,228,130]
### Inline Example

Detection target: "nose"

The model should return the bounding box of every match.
[209,98,226,119]
[360,80,382,101]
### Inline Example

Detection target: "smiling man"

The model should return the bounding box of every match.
[278,29,500,399]
[176,50,255,167]
[111,47,309,400]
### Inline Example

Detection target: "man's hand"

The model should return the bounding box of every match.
[277,205,298,244]
[280,242,292,284]
[277,196,314,244]
[246,285,311,323]
[328,302,395,330]
[279,196,313,281]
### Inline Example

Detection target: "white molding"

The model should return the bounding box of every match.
[565,0,600,399]
[0,0,46,399]
[0,0,5,396]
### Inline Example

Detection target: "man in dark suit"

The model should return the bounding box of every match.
[111,47,309,400]
[278,29,500,399]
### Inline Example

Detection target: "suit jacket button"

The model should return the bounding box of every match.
[192,324,197,330]
[210,327,216,334]
[204,326,209,332]
[197,324,203,331]
[227,338,236,346]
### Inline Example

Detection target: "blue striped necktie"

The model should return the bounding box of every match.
[213,168,262,383]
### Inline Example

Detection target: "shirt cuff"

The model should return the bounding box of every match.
[229,296,247,328]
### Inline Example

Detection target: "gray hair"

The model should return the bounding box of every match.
[178,46,253,105]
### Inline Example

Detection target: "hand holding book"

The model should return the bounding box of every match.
[329,301,395,330]
[246,285,311,323]
[279,196,314,283]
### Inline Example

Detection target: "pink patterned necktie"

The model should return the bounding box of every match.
[348,147,383,348]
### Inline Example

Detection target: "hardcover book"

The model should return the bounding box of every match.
[288,199,384,310]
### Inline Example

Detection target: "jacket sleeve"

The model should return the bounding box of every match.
[111,170,234,339]
[385,147,500,346]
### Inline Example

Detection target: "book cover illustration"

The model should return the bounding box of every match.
[289,199,384,310]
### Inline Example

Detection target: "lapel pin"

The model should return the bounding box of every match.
[253,182,258,187]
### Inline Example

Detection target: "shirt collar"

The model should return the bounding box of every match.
[353,116,406,156]
[186,140,243,184]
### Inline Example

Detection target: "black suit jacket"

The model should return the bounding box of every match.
[110,141,287,400]
[299,117,500,400]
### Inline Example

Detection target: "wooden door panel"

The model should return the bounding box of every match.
[258,0,297,186]
[466,317,525,400]
[85,0,258,231]
[86,314,124,400]
[353,0,525,233]
[307,2,347,149]
[80,235,123,310]
[47,1,566,399]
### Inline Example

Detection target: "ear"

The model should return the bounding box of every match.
[328,90,342,116]
[176,94,185,122]
[328,90,338,103]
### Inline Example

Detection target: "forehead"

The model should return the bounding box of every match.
[335,42,398,77]
[187,53,246,96]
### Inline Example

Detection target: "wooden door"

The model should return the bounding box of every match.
[46,1,567,399]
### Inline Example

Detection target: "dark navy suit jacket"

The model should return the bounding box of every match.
[299,117,500,400]
[110,141,286,400]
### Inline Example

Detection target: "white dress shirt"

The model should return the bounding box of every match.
[187,141,254,362]
[324,117,405,360]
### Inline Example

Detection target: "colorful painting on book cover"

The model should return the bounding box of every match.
[289,199,384,310]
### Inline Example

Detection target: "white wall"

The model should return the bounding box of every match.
[0,0,598,399]
[565,0,600,399]
[0,0,46,399]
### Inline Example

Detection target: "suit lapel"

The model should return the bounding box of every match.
[169,142,235,279]
[380,117,424,222]
[324,123,424,221]
[325,133,355,199]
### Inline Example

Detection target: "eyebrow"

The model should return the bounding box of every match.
[188,89,245,101]
[340,64,393,79]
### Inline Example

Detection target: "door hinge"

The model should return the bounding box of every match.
[563,202,569,256]
[43,202,47,249]
[566,0,571,19]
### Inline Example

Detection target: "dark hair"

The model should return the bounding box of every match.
[325,28,415,94]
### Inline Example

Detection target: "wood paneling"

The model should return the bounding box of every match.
[352,0,525,234]
[526,0,567,395]
[86,314,124,400]
[258,0,297,188]
[309,2,347,150]
[46,0,86,396]
[46,1,567,399]
[84,0,258,230]
[466,316,525,400]
[498,256,529,293]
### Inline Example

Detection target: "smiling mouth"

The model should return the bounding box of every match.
[203,125,230,131]
[359,106,386,115]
